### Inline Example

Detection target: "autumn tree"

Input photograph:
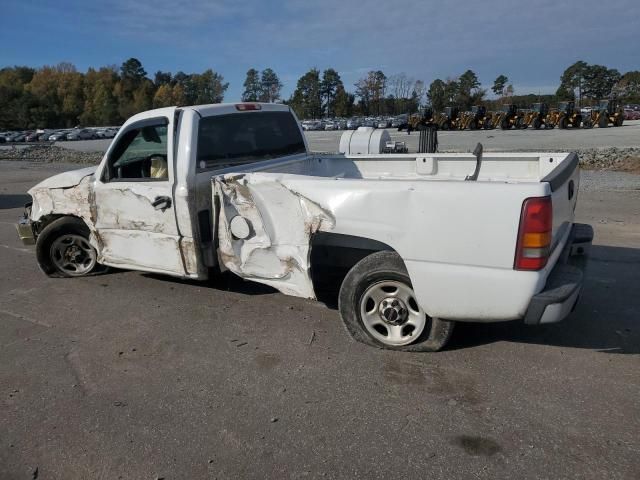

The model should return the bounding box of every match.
[80,66,118,126]
[427,79,446,112]
[456,70,485,109]
[614,71,640,103]
[355,70,386,115]
[333,85,354,117]
[582,64,621,100]
[320,68,343,116]
[492,75,508,96]
[259,68,282,103]
[558,61,587,106]
[242,68,261,101]
[288,68,322,119]
[0,66,35,129]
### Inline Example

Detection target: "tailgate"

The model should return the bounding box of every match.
[541,152,580,256]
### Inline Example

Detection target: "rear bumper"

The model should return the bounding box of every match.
[523,223,593,325]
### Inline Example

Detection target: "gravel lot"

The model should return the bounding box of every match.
[0,155,639,479]
[2,119,638,173]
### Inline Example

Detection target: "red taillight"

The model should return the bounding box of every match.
[514,196,552,270]
[235,103,261,111]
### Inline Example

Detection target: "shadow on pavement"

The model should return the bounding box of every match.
[0,194,31,210]
[143,270,278,296]
[448,245,640,354]
[130,244,640,354]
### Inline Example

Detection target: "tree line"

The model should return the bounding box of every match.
[284,69,425,119]
[1,57,638,128]
[0,58,228,129]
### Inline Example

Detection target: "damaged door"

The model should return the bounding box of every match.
[92,115,186,275]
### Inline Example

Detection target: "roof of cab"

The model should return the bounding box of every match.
[189,102,290,117]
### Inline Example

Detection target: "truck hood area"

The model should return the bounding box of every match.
[28,167,97,225]
[28,166,97,192]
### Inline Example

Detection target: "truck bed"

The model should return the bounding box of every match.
[247,151,574,184]
[212,151,580,321]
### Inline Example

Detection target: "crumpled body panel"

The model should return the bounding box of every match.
[214,173,335,298]
[29,174,96,224]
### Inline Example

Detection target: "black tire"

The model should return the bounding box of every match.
[598,115,608,128]
[338,251,455,352]
[615,115,624,127]
[469,120,477,130]
[500,119,510,130]
[533,118,542,129]
[36,216,102,278]
[558,117,568,129]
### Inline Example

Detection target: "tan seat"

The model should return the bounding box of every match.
[150,156,168,179]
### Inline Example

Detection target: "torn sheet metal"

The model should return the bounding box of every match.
[29,175,95,224]
[214,173,335,299]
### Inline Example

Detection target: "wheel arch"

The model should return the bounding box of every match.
[310,231,407,306]
[34,213,89,238]
[310,231,400,273]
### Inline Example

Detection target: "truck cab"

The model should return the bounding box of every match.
[21,103,307,279]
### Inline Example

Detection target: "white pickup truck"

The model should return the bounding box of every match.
[16,103,593,352]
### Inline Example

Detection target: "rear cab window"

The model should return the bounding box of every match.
[196,111,305,172]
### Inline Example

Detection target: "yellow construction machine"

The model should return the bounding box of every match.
[437,106,462,130]
[522,103,550,129]
[458,105,492,130]
[555,101,582,129]
[582,99,624,128]
[494,104,525,130]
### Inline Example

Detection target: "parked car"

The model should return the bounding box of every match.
[39,131,55,141]
[346,118,361,129]
[16,102,593,353]
[25,131,42,142]
[66,128,96,140]
[2,131,20,142]
[624,109,640,120]
[49,130,70,141]
[12,132,28,142]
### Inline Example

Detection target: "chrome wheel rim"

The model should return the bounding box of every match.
[50,234,96,276]
[359,280,427,346]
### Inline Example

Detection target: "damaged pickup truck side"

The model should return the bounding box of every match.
[17,103,593,352]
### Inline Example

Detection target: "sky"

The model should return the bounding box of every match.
[1,0,639,101]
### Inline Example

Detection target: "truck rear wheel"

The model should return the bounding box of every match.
[338,251,454,352]
[36,217,101,278]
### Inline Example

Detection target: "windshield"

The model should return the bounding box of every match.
[196,111,306,172]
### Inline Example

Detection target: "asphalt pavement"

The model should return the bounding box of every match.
[0,161,639,479]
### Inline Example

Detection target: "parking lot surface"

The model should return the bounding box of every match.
[49,119,640,154]
[1,160,639,479]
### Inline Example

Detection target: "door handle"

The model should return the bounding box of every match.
[152,196,172,211]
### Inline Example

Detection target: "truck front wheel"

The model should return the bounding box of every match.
[36,217,101,278]
[338,251,454,352]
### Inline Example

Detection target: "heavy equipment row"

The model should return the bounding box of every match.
[404,99,625,131]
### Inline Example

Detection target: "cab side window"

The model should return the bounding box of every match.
[105,123,168,181]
